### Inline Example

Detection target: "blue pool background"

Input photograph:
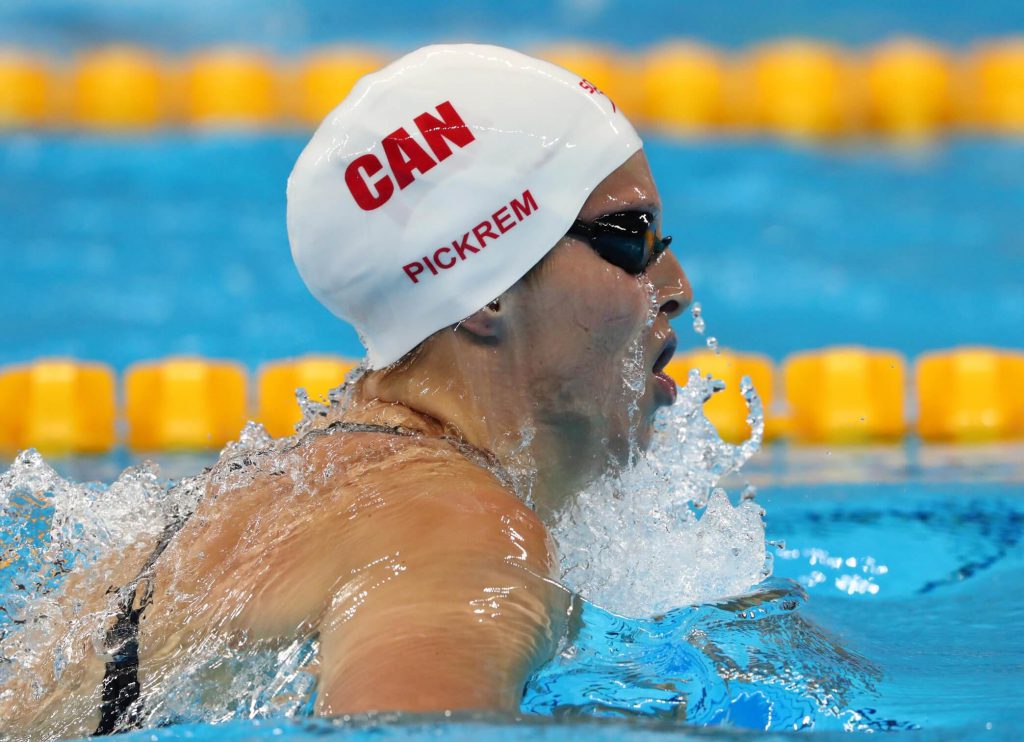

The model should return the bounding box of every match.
[2,0,1024,52]
[2,137,1023,370]
[1,0,1023,368]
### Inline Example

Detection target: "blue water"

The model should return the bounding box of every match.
[1,0,1023,52]
[2,136,1023,370]
[522,480,1024,735]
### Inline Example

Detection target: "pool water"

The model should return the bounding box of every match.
[3,0,1024,56]
[2,136,1023,369]
[764,480,1023,732]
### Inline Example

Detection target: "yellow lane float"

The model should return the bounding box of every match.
[966,38,1024,134]
[865,38,954,137]
[784,346,906,443]
[257,355,358,438]
[641,42,730,133]
[0,359,116,454]
[125,357,247,451]
[916,347,1024,441]
[294,48,386,126]
[72,46,166,130]
[184,48,279,127]
[0,50,51,128]
[3,40,1024,136]
[740,40,855,138]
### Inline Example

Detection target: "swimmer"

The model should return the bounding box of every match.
[0,44,689,739]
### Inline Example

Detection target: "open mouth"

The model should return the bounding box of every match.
[651,334,678,404]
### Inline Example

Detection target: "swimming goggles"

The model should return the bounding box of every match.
[566,210,673,275]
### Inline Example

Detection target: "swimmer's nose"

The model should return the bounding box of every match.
[649,247,691,319]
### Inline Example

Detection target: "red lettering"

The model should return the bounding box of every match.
[350,102,476,209]
[403,261,424,283]
[382,127,436,190]
[510,189,538,221]
[414,101,476,162]
[345,154,394,211]
[472,220,499,248]
[578,78,616,112]
[492,206,515,234]
[433,247,455,269]
[451,233,479,260]
[400,188,541,284]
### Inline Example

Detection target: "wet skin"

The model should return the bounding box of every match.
[0,151,690,738]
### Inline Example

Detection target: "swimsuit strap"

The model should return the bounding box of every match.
[324,420,423,437]
[324,419,516,491]
[96,516,186,735]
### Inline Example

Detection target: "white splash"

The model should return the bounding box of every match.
[550,370,769,616]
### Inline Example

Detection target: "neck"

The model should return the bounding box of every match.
[351,348,606,523]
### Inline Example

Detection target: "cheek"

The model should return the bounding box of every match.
[512,244,654,395]
[572,271,649,350]
[550,267,651,378]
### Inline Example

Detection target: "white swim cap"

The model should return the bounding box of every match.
[287,43,643,369]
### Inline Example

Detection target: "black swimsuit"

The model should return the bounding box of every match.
[94,420,502,735]
[95,518,182,735]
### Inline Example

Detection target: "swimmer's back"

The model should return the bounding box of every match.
[1,408,566,738]
[142,412,568,713]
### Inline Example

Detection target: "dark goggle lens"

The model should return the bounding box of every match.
[573,211,671,275]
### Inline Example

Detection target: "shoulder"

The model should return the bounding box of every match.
[334,436,558,579]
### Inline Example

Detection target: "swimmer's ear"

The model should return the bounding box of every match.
[457,299,504,342]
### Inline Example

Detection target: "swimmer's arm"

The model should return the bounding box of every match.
[315,485,569,716]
